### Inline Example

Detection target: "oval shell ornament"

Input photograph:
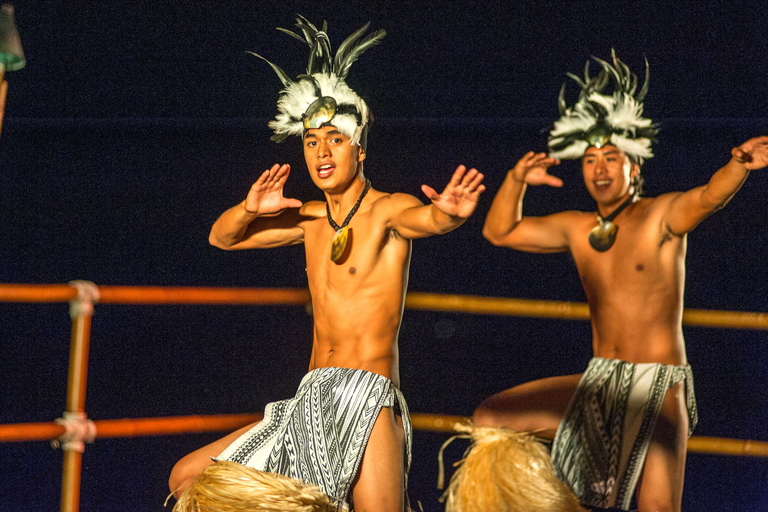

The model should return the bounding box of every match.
[303,96,337,130]
[588,221,619,252]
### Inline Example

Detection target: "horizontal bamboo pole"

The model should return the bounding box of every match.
[681,308,768,331]
[0,414,263,443]
[0,283,78,303]
[405,292,591,321]
[1,413,766,457]
[1,284,765,330]
[93,414,263,438]
[96,286,311,305]
[0,421,66,442]
[687,436,768,457]
[410,412,469,433]
[405,292,768,330]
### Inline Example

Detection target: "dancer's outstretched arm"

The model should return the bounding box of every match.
[209,163,307,250]
[664,136,768,235]
[389,165,486,239]
[483,151,574,253]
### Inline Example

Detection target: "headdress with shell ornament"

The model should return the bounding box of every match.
[250,16,385,149]
[548,50,659,163]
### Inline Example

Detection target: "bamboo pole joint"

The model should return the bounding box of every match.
[51,412,96,453]
[68,281,99,319]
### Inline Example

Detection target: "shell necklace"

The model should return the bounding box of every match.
[326,179,371,262]
[588,193,638,252]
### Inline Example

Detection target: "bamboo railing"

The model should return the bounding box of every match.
[1,282,767,512]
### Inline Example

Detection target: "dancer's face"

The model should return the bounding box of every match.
[303,126,366,193]
[582,145,638,206]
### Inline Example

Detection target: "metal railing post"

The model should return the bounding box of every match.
[60,281,99,512]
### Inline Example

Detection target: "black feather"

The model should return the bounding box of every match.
[276,27,308,46]
[558,83,568,115]
[317,32,333,73]
[294,15,320,45]
[247,51,293,88]
[334,28,386,80]
[307,39,320,75]
[333,22,372,74]
[567,72,586,89]
[636,58,650,102]
[593,69,609,93]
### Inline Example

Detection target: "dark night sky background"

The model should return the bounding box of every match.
[1,1,767,510]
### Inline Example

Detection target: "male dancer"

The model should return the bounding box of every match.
[168,17,484,512]
[475,52,767,511]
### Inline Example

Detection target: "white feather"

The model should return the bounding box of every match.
[549,140,589,160]
[550,104,597,138]
[600,93,652,131]
[610,133,654,159]
[269,73,369,146]
[585,92,614,113]
[548,54,657,161]
[550,92,655,160]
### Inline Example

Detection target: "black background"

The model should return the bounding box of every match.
[1,1,767,510]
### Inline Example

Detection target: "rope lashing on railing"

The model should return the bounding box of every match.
[50,412,97,453]
[68,281,99,318]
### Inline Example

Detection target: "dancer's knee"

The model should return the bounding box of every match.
[472,400,501,427]
[168,458,200,498]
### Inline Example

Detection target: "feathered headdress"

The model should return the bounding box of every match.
[548,50,659,162]
[250,16,385,147]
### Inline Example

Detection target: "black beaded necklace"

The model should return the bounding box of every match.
[326,179,371,262]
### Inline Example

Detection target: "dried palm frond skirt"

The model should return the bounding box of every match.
[173,460,339,512]
[440,422,584,512]
[176,367,412,511]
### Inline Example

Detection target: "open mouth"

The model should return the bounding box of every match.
[594,179,612,189]
[317,163,335,179]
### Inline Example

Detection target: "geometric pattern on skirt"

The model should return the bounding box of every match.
[551,357,697,510]
[216,366,412,510]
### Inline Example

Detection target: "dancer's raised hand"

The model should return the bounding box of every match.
[732,136,768,171]
[244,164,303,215]
[421,165,486,219]
[510,152,562,187]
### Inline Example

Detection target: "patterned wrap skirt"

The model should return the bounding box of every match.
[551,357,697,510]
[216,366,412,509]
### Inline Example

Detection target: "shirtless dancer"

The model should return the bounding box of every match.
[475,51,768,511]
[168,17,484,512]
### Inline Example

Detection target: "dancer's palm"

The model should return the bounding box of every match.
[422,165,485,219]
[245,164,303,214]
[512,151,562,187]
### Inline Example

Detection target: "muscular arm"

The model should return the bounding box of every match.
[209,202,305,250]
[664,137,768,235]
[390,165,485,239]
[483,152,570,253]
[209,163,306,250]
[391,196,464,239]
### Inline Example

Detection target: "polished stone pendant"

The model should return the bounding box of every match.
[330,226,349,262]
[588,221,618,252]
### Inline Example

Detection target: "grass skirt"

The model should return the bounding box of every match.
[440,423,584,512]
[172,460,341,512]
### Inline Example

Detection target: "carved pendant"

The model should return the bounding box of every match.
[588,221,618,252]
[330,226,349,262]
